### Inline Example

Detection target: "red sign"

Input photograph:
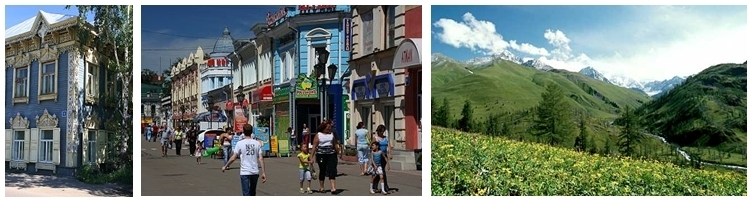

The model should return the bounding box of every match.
[225,101,233,110]
[242,98,250,107]
[233,105,247,133]
[401,49,413,64]
[253,85,273,103]
[298,5,336,12]
[267,7,288,27]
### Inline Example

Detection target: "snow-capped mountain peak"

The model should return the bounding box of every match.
[464,50,524,66]
[578,66,612,83]
[432,53,456,66]
[523,58,554,71]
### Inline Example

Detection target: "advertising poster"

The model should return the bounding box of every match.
[270,135,279,154]
[255,126,271,152]
[233,105,247,133]
[204,133,217,148]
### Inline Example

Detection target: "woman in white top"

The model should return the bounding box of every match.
[311,120,341,194]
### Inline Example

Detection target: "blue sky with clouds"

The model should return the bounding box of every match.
[141,5,284,74]
[431,5,747,81]
[5,5,94,30]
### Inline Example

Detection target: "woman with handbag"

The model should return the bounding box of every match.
[311,120,341,194]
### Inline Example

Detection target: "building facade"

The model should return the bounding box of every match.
[229,24,275,128]
[347,5,422,153]
[5,10,120,175]
[141,84,162,127]
[266,5,352,143]
[170,47,202,126]
[201,28,233,111]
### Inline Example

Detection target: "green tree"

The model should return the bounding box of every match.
[434,98,451,127]
[458,99,474,132]
[68,5,133,165]
[141,69,157,84]
[616,105,644,156]
[574,115,589,152]
[486,113,501,136]
[603,136,613,156]
[533,83,575,146]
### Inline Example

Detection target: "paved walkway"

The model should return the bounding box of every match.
[5,173,132,197]
[141,138,422,196]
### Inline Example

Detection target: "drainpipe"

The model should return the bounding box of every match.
[288,21,299,136]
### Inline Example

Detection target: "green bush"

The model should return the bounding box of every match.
[76,164,132,185]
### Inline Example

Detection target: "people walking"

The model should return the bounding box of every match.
[221,127,233,170]
[369,141,390,194]
[297,146,314,194]
[145,123,153,141]
[354,122,370,175]
[188,126,197,157]
[222,124,267,196]
[289,127,297,153]
[302,124,310,149]
[372,125,392,192]
[174,126,183,156]
[161,126,172,157]
[311,121,341,194]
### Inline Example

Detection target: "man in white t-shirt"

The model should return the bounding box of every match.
[222,124,266,196]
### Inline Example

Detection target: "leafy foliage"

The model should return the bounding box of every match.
[533,83,576,146]
[67,5,133,183]
[431,127,747,196]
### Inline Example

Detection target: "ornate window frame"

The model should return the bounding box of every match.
[7,113,30,171]
[35,109,61,173]
[12,56,31,104]
[38,44,60,102]
[83,113,100,164]
[85,62,100,104]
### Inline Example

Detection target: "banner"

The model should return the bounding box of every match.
[204,133,217,148]
[255,126,271,152]
[343,18,352,51]
[270,135,279,153]
[233,105,247,133]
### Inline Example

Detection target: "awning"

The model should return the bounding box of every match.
[351,74,372,100]
[372,74,395,98]
[393,38,422,69]
[253,85,273,102]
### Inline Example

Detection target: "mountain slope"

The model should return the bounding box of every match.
[432,56,650,119]
[636,63,747,149]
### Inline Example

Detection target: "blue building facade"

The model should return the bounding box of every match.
[5,10,119,176]
[268,5,352,144]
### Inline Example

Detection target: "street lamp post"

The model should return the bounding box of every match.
[207,96,214,129]
[236,85,245,131]
[315,50,339,122]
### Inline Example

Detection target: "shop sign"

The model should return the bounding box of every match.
[343,18,352,51]
[295,74,318,99]
[267,7,288,27]
[298,5,337,14]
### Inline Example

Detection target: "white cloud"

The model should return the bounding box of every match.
[433,12,550,56]
[433,6,747,81]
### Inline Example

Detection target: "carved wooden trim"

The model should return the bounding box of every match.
[84,113,100,129]
[9,113,30,129]
[36,109,59,128]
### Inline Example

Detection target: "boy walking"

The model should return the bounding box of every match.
[222,124,267,196]
[297,146,314,194]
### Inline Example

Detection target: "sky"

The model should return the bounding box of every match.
[431,5,747,81]
[6,5,94,29]
[141,5,284,74]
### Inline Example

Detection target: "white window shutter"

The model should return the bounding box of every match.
[53,128,61,165]
[82,129,89,164]
[97,130,108,164]
[23,129,31,163]
[5,129,11,161]
[29,128,39,163]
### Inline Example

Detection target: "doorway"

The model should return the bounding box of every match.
[308,114,321,146]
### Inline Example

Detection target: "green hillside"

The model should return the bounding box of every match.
[431,58,650,119]
[635,63,747,165]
